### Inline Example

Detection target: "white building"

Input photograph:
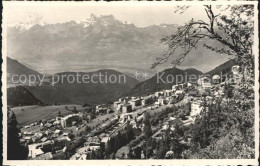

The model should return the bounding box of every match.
[212,75,221,84]
[190,100,203,117]
[172,85,179,91]
[164,90,172,97]
[122,104,132,113]
[28,141,52,158]
[57,113,81,128]
[141,96,153,106]
[114,101,121,108]
[155,91,164,97]
[198,77,212,89]
[129,98,141,109]
[175,90,184,95]
[232,65,243,84]
[187,82,192,87]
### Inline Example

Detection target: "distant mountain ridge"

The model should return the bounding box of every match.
[7,14,178,74]
[7,14,230,74]
[124,67,203,97]
[7,57,235,106]
[7,58,139,105]
[124,59,236,97]
[25,69,138,105]
[206,59,236,76]
[7,57,42,87]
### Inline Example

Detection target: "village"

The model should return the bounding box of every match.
[17,65,246,160]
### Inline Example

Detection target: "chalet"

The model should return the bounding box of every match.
[28,141,52,158]
[32,137,39,143]
[118,98,124,102]
[96,104,106,110]
[131,97,137,100]
[188,90,199,97]
[101,137,110,145]
[31,152,53,160]
[57,136,71,142]
[62,132,69,137]
[206,96,213,105]
[129,98,142,108]
[28,146,44,158]
[187,82,192,87]
[45,130,53,136]
[53,120,60,125]
[164,90,172,97]
[116,103,124,112]
[198,77,212,89]
[162,117,183,131]
[141,96,153,106]
[24,131,33,136]
[122,104,132,113]
[130,120,137,128]
[44,123,53,128]
[137,115,144,123]
[119,112,138,123]
[41,137,48,142]
[85,136,101,146]
[175,90,184,95]
[59,113,81,128]
[96,108,111,114]
[172,85,179,91]
[190,100,209,118]
[24,136,32,143]
[54,129,62,135]
[155,91,164,97]
[154,101,160,106]
[212,75,221,84]
[114,101,121,108]
[158,97,167,105]
[84,136,101,151]
[181,118,194,127]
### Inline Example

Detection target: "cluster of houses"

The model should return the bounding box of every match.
[70,135,111,160]
[28,133,71,159]
[20,113,85,159]
[154,65,244,139]
[95,104,114,114]
[18,65,245,160]
[113,96,153,114]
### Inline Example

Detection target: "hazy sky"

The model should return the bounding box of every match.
[4,2,225,27]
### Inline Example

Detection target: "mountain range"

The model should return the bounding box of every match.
[7,57,140,106]
[6,56,236,107]
[7,14,230,74]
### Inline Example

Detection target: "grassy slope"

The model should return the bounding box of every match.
[12,105,84,125]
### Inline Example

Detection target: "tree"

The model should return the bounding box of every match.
[153,5,254,78]
[7,109,28,160]
[85,126,91,133]
[143,119,152,138]
[58,111,62,117]
[224,83,234,98]
[73,106,78,113]
[156,141,168,159]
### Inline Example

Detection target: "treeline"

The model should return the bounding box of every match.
[186,85,254,159]
[7,86,43,107]
[105,125,135,158]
